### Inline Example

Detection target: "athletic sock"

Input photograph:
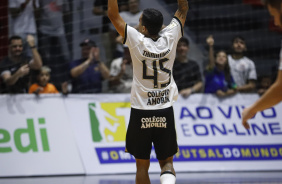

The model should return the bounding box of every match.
[160,171,176,184]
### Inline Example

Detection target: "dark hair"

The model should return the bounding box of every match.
[9,35,22,44]
[263,0,281,8]
[142,8,163,36]
[231,35,245,44]
[216,50,232,82]
[178,37,189,46]
[231,35,247,54]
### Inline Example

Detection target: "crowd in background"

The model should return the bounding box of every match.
[0,0,276,97]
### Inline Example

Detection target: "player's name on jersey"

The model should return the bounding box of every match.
[147,89,170,105]
[142,49,171,58]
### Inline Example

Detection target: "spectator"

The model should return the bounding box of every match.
[69,39,110,93]
[109,46,133,93]
[93,0,128,64]
[0,35,42,93]
[37,0,70,89]
[9,0,39,57]
[120,0,142,26]
[204,35,237,97]
[29,66,58,94]
[115,0,143,57]
[257,75,273,96]
[228,36,257,92]
[173,37,203,98]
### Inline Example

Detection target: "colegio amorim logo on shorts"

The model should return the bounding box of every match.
[0,118,50,153]
[88,103,130,142]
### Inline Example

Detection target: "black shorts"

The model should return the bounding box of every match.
[125,106,178,160]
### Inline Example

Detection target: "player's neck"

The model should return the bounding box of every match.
[146,34,160,41]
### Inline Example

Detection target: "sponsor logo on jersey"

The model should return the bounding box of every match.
[142,49,170,58]
[147,89,170,105]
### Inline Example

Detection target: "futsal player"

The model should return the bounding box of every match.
[242,0,282,129]
[107,0,188,183]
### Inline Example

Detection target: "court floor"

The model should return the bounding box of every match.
[1,172,282,184]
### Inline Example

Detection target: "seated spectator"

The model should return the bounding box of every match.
[204,35,237,97]
[29,66,59,94]
[109,46,133,93]
[69,39,110,93]
[257,75,273,96]
[173,37,203,98]
[0,35,42,93]
[228,36,257,92]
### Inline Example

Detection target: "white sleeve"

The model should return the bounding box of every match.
[123,25,143,48]
[248,61,257,80]
[161,17,183,41]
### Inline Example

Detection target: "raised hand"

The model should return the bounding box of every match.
[34,87,44,94]
[206,35,214,46]
[92,47,100,62]
[26,35,36,47]
[61,81,69,94]
[88,47,94,62]
[241,107,256,129]
[16,64,30,77]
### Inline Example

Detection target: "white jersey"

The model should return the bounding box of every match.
[124,17,183,110]
[228,55,257,87]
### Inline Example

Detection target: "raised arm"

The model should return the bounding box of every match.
[27,35,42,70]
[108,0,126,38]
[174,0,189,27]
[206,35,215,70]
[242,71,282,129]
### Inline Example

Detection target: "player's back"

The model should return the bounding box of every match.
[124,17,183,110]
